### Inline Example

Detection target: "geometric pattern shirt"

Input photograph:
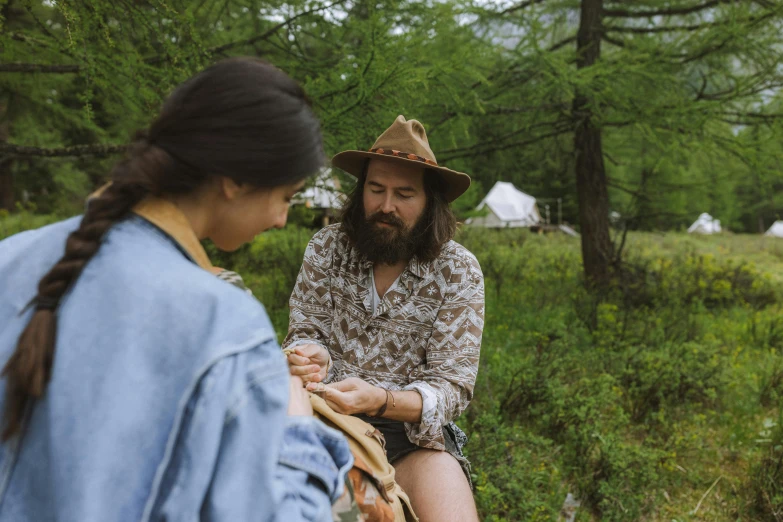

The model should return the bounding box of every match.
[282,224,485,451]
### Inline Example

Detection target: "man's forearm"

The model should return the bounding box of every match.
[369,387,422,424]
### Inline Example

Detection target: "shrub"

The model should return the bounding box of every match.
[0,207,59,241]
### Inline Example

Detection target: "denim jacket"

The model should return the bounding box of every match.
[0,199,352,521]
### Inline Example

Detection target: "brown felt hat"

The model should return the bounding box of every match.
[331,115,471,202]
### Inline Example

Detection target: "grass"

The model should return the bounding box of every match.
[3,213,782,521]
[458,229,782,521]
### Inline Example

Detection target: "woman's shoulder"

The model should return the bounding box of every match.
[80,217,277,345]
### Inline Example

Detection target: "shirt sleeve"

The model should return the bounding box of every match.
[403,255,485,449]
[282,228,338,381]
[214,268,255,297]
[151,343,353,521]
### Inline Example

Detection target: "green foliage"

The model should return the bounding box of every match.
[5,0,783,235]
[0,206,59,241]
[5,210,783,520]
[4,0,783,519]
[204,225,313,337]
[748,415,783,521]
[467,413,568,522]
[453,228,783,521]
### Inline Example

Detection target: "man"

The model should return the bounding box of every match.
[284,116,484,522]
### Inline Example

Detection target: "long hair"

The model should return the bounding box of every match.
[340,161,457,263]
[2,57,323,440]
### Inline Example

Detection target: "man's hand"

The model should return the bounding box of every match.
[306,377,386,416]
[287,376,313,416]
[287,344,330,384]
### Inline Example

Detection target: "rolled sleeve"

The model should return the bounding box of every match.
[404,257,485,449]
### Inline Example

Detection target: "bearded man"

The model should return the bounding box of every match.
[283,116,484,522]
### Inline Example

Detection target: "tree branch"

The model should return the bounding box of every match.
[500,0,547,15]
[440,119,570,155]
[606,11,774,33]
[0,63,82,73]
[607,179,648,198]
[678,37,732,64]
[440,125,572,162]
[601,33,626,47]
[721,111,783,120]
[193,0,348,59]
[549,35,577,52]
[0,143,127,158]
[606,21,712,33]
[604,0,729,18]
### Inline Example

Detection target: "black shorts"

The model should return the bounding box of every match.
[354,414,473,489]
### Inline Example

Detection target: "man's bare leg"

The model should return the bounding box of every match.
[393,449,479,522]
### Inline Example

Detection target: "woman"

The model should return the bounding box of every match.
[0,57,351,521]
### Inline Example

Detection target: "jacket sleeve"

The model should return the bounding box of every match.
[403,255,485,450]
[150,342,353,521]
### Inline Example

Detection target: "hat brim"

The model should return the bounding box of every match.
[331,150,471,203]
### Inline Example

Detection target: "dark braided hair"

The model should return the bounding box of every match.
[2,57,324,440]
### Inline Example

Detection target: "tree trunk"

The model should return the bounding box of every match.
[0,163,12,211]
[0,115,12,212]
[573,0,612,286]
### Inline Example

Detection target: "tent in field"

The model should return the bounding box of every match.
[687,213,722,235]
[764,221,783,238]
[466,181,541,228]
[293,170,346,226]
[296,170,345,211]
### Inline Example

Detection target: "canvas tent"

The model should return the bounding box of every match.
[687,213,722,235]
[293,170,346,226]
[295,170,345,211]
[467,181,541,228]
[765,221,783,238]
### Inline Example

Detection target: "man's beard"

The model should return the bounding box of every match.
[353,208,427,265]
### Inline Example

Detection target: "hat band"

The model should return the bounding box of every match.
[369,148,438,167]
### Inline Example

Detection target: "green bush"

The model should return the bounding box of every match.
[5,215,783,521]
[616,254,779,311]
[0,207,60,241]
[468,412,568,522]
[205,226,313,336]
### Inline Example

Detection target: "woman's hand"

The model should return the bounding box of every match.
[287,344,330,384]
[287,376,313,416]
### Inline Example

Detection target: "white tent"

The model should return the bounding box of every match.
[688,213,722,235]
[467,181,541,228]
[294,170,345,210]
[765,221,783,238]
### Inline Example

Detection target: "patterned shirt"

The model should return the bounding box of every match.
[282,224,485,450]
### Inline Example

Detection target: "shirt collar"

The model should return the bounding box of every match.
[407,256,433,279]
[356,251,432,279]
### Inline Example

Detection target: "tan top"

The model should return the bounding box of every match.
[283,224,485,450]
[132,198,213,271]
[88,183,213,272]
